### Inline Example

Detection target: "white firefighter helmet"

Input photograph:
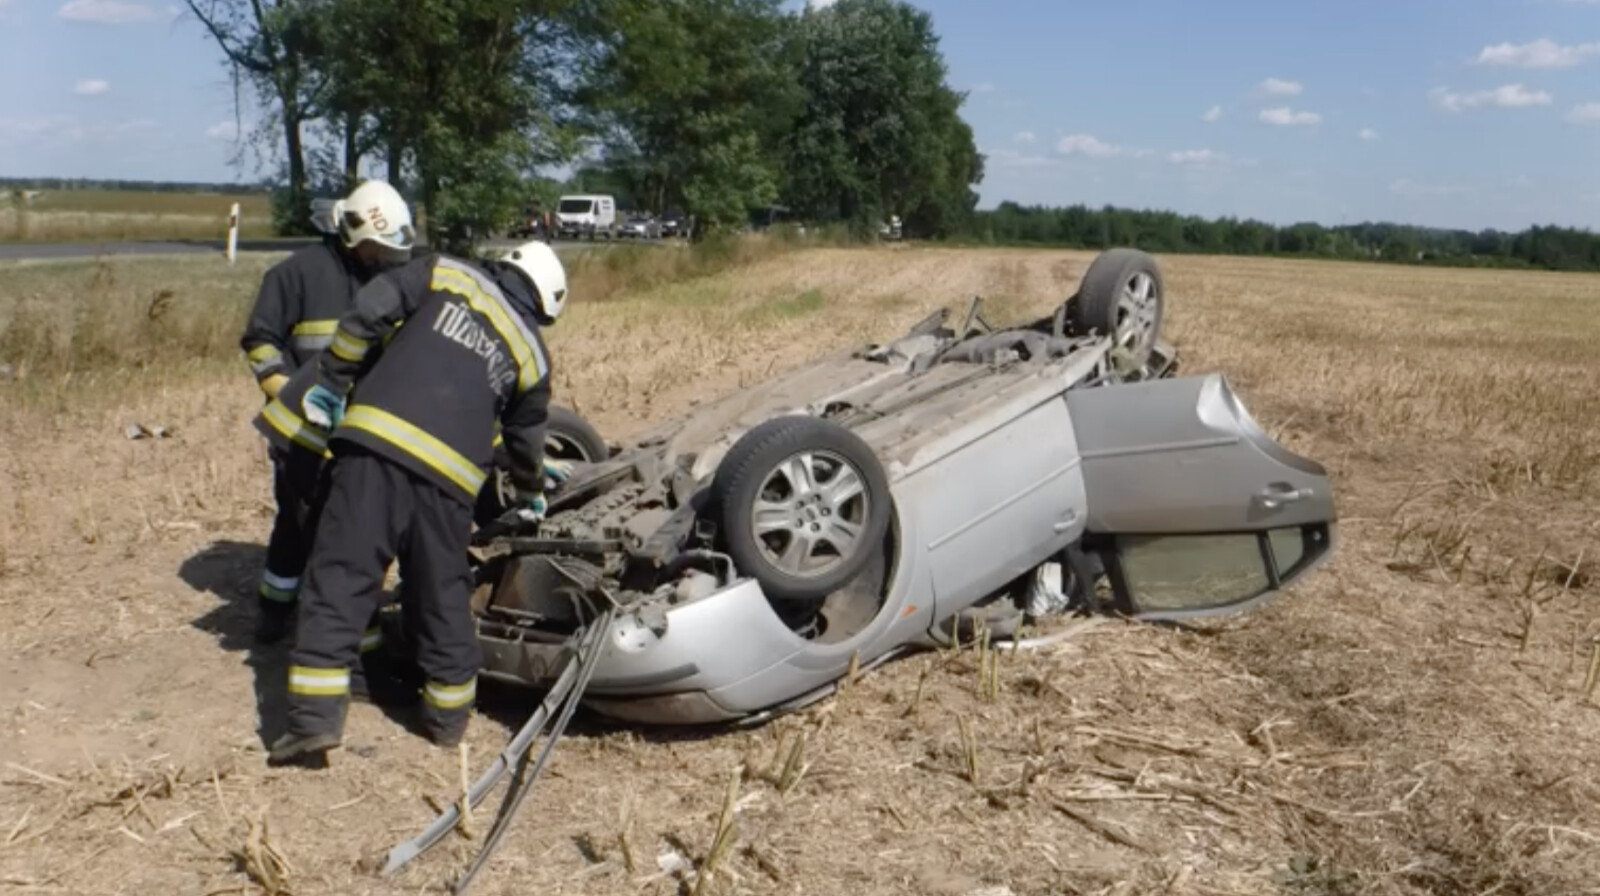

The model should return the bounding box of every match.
[332,179,415,254]
[503,240,568,323]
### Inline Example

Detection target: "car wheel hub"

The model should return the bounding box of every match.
[751,450,868,577]
[1114,271,1160,356]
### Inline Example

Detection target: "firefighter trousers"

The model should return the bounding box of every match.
[258,445,323,611]
[285,443,481,744]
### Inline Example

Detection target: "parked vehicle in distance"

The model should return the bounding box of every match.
[620,213,662,240]
[658,212,686,238]
[556,194,617,240]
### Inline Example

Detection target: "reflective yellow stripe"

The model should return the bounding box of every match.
[329,328,367,363]
[288,666,350,697]
[291,319,339,336]
[423,677,476,710]
[429,264,549,391]
[261,398,333,458]
[246,343,281,362]
[258,581,296,602]
[339,404,486,496]
[359,627,383,653]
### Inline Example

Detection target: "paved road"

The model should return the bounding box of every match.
[0,235,669,262]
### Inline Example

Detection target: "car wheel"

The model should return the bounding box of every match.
[1070,248,1165,370]
[711,416,892,604]
[475,405,610,527]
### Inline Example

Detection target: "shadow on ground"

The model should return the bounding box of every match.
[179,539,291,747]
[176,541,750,752]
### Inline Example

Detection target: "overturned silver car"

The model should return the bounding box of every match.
[466,247,1338,726]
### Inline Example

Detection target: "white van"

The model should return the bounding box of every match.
[555,194,617,240]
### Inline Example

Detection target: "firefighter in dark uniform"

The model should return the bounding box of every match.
[251,342,422,706]
[267,240,573,766]
[239,179,415,647]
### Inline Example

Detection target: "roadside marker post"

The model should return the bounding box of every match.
[226,202,240,264]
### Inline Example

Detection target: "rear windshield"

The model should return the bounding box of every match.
[558,199,593,214]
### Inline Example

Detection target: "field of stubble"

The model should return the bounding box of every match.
[0,189,275,243]
[2,242,1599,896]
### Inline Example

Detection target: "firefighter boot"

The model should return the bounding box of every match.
[270,666,352,769]
[420,677,476,748]
[266,730,341,769]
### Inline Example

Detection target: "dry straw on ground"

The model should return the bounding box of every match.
[2,243,1599,895]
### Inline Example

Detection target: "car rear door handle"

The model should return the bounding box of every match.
[1053,510,1080,533]
[1257,486,1311,510]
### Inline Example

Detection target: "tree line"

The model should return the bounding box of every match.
[959,202,1600,273]
[0,177,272,195]
[183,0,981,252]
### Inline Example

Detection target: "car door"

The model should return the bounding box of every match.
[1065,372,1338,621]
[868,361,1093,622]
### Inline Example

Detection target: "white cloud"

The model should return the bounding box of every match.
[805,0,838,8]
[206,120,240,140]
[1202,105,1222,123]
[1567,102,1600,123]
[57,0,158,22]
[1390,179,1469,197]
[1475,38,1600,68]
[1260,106,1321,126]
[0,115,155,144]
[1167,149,1257,170]
[74,78,109,96]
[1258,77,1303,96]
[1168,149,1222,166]
[1056,134,1127,157]
[1012,130,1035,144]
[1359,127,1379,141]
[1430,83,1552,111]
[985,148,1057,169]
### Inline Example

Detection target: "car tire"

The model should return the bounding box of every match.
[474,404,610,527]
[711,416,892,604]
[1070,247,1165,370]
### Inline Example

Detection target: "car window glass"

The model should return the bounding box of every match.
[1119,533,1269,611]
[1269,528,1307,575]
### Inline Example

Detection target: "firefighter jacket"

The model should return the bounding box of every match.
[239,236,371,387]
[313,253,554,507]
[253,337,391,460]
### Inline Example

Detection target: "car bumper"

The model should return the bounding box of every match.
[477,578,819,725]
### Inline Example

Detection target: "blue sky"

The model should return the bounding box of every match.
[2,0,1599,231]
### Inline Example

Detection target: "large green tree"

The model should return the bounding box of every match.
[185,0,332,233]
[575,0,801,232]
[781,0,983,237]
[309,0,584,250]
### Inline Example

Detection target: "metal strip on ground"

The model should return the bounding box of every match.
[451,604,618,894]
[377,617,607,877]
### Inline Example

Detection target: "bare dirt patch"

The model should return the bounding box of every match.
[2,247,1599,896]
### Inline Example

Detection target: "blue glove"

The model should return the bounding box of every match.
[512,489,547,524]
[303,384,346,430]
[543,457,574,490]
